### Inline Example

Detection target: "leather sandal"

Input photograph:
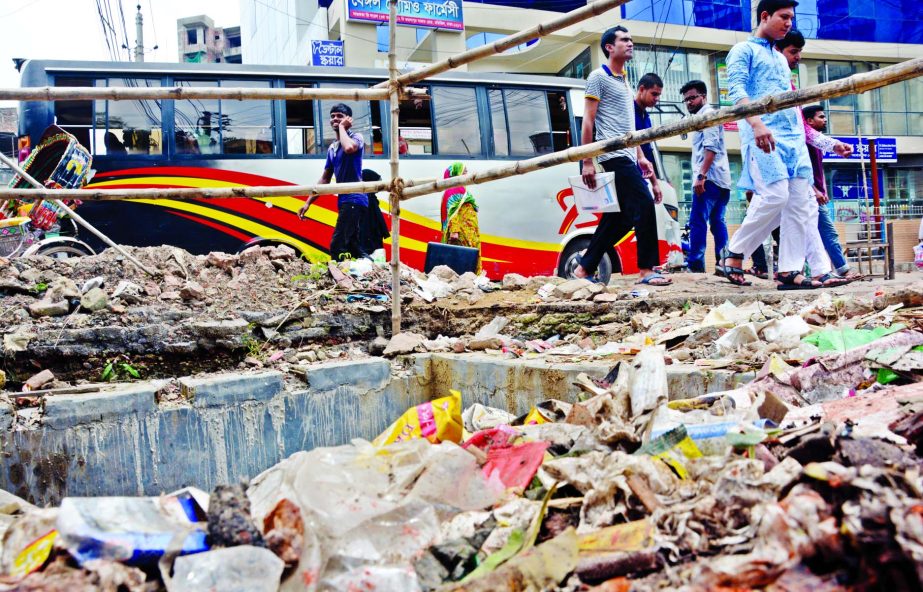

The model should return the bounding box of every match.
[777,272,820,291]
[719,248,752,287]
[816,272,850,287]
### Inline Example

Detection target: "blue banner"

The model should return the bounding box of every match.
[346,0,464,31]
[823,136,898,163]
[311,40,344,67]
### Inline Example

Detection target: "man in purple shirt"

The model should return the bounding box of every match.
[298,103,369,260]
[803,105,857,279]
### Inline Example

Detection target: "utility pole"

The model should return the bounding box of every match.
[134,4,144,62]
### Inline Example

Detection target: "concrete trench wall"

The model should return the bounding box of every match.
[0,356,749,506]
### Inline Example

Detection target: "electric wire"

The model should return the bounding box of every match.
[118,0,131,61]
[148,0,159,53]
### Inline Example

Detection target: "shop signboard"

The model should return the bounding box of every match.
[311,40,345,67]
[346,0,464,31]
[824,136,897,163]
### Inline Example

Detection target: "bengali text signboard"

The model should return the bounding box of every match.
[823,136,897,163]
[311,40,345,67]
[346,0,464,31]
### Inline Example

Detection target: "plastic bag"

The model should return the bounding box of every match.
[171,545,284,592]
[483,441,550,490]
[373,389,463,447]
[915,243,923,270]
[462,403,516,432]
[247,440,501,592]
[801,324,904,353]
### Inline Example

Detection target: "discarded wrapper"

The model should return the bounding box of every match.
[56,489,209,566]
[636,425,703,479]
[373,389,463,446]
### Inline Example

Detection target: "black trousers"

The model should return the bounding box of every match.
[578,157,659,275]
[330,202,369,261]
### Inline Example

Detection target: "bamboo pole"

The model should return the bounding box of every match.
[0,152,155,276]
[0,180,392,202]
[373,0,629,88]
[388,0,402,336]
[0,86,428,102]
[401,56,923,199]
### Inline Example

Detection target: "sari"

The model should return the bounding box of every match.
[440,162,481,273]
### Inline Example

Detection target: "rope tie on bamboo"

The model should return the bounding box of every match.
[391,176,406,199]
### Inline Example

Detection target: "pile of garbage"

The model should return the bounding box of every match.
[3,313,922,591]
[383,283,923,373]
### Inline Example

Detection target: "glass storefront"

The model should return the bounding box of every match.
[799,59,923,137]
[623,0,750,32]
[796,0,923,45]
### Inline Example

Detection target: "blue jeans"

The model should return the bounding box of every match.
[687,181,730,272]
[817,202,848,272]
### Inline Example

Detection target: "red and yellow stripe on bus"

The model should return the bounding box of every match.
[86,167,563,279]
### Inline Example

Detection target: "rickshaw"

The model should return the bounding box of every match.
[0,126,95,260]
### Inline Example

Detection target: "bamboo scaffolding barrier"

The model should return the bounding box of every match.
[401,56,923,199]
[8,56,921,204]
[388,0,403,334]
[372,0,629,88]
[0,86,428,102]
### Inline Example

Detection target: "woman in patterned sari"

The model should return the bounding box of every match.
[440,162,481,274]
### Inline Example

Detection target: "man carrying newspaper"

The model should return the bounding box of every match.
[572,25,671,287]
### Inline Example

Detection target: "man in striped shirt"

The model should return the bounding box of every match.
[574,25,671,286]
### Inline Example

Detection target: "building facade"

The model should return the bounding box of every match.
[275,0,921,221]
[177,15,242,64]
[240,0,329,66]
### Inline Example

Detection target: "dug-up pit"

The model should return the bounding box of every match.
[0,354,748,506]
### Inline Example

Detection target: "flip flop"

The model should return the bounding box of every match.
[637,273,672,286]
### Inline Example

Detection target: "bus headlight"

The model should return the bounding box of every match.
[664,204,679,221]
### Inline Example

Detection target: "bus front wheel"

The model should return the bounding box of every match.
[557,237,614,285]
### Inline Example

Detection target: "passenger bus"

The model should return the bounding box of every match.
[16,59,682,281]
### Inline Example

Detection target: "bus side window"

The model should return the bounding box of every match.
[285,83,317,155]
[221,80,273,155]
[319,83,380,157]
[175,80,219,155]
[504,89,552,157]
[54,76,94,151]
[432,86,481,157]
[96,78,163,156]
[547,91,571,152]
[488,89,509,157]
[398,92,432,156]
